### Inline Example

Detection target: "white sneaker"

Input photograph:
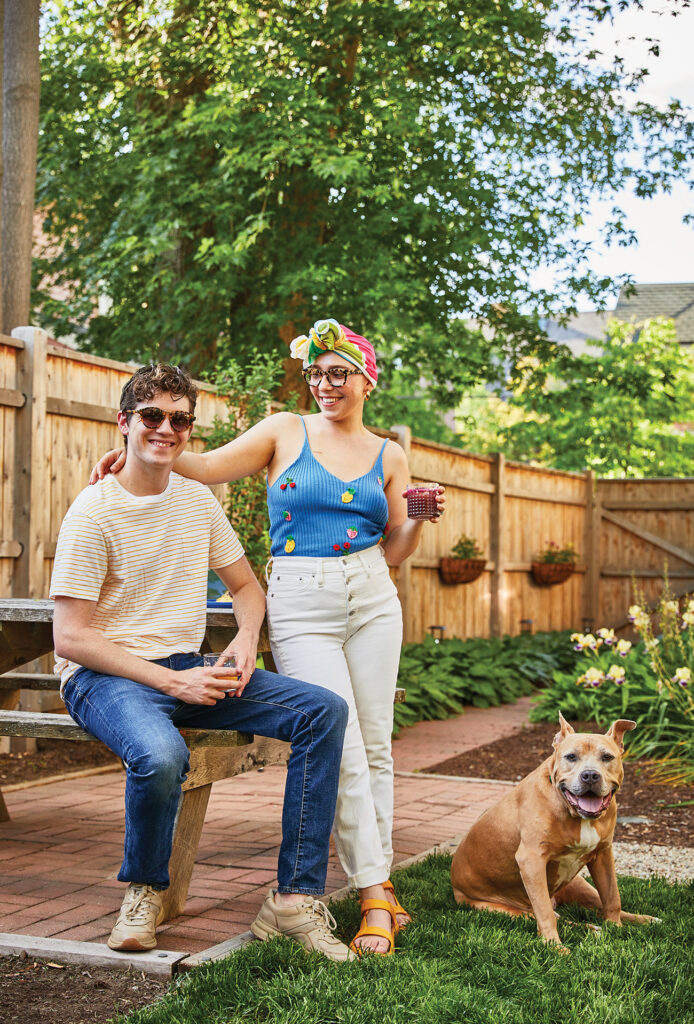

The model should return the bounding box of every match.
[251,890,355,962]
[107,883,165,951]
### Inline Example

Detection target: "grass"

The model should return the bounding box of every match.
[115,854,694,1024]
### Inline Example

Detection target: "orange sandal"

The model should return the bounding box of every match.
[349,898,397,957]
[383,880,411,932]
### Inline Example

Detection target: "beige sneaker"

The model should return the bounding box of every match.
[107,883,165,951]
[251,891,355,962]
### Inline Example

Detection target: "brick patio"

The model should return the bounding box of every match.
[0,698,532,956]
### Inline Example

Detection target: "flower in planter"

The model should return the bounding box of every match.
[450,534,484,559]
[535,540,578,564]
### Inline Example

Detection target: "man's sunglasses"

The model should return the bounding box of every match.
[302,367,363,387]
[124,407,196,431]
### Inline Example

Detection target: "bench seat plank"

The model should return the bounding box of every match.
[0,710,254,747]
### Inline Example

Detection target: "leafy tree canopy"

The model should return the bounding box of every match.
[36,0,694,413]
[459,317,694,477]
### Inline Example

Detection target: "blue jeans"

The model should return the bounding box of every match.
[62,654,348,894]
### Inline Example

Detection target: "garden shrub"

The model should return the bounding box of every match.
[393,631,579,735]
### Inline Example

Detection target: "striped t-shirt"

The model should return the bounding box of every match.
[49,472,244,685]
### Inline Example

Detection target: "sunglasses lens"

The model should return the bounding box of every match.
[139,409,166,429]
[170,413,193,431]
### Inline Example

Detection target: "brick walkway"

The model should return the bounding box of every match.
[0,699,532,955]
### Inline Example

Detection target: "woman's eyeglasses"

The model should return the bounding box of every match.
[302,367,363,387]
[124,407,196,431]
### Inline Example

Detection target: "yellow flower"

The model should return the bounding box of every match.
[597,627,616,645]
[662,600,679,615]
[616,639,632,656]
[673,667,691,686]
[581,667,605,687]
[606,664,626,684]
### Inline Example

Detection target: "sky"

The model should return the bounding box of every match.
[536,1,694,305]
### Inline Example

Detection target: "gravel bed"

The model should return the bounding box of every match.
[611,841,694,882]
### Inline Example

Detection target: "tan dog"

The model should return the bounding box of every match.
[451,713,658,951]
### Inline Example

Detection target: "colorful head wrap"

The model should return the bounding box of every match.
[290,318,379,387]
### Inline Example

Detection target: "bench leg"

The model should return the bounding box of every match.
[0,788,9,823]
[160,783,212,922]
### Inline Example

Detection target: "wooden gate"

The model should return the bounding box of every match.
[595,479,694,632]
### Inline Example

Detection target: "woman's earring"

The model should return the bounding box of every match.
[365,390,371,401]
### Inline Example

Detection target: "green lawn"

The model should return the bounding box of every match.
[116,854,693,1024]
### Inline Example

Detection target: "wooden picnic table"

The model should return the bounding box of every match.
[0,597,284,920]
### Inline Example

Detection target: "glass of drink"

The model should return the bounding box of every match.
[203,653,239,695]
[406,483,440,520]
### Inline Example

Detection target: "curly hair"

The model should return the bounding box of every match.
[120,364,199,414]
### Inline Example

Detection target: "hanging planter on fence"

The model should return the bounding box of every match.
[530,561,575,587]
[439,557,487,585]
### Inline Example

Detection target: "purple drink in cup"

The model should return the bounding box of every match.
[406,483,440,520]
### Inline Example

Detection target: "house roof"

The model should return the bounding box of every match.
[539,310,610,350]
[615,282,694,345]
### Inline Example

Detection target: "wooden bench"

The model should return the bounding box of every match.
[0,599,405,921]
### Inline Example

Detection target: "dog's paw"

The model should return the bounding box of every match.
[544,938,571,955]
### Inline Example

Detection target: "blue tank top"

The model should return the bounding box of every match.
[267,417,389,557]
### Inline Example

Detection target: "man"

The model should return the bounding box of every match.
[50,363,353,961]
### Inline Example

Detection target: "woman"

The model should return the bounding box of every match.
[92,318,444,954]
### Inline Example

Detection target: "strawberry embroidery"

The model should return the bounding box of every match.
[283,510,292,521]
[346,527,358,539]
[377,476,383,487]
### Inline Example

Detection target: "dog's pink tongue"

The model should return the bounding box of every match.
[577,794,604,814]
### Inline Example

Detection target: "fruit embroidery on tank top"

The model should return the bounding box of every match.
[341,487,355,503]
[333,527,357,554]
[284,535,296,553]
[280,477,296,491]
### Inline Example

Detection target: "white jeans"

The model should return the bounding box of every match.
[266,545,403,889]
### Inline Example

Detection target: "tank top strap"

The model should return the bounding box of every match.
[299,415,309,441]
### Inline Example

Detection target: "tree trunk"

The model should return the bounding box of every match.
[2,0,40,335]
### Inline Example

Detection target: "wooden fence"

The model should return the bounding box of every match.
[2,327,694,646]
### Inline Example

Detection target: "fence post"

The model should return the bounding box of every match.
[12,326,48,598]
[489,452,505,637]
[584,470,600,628]
[391,424,413,643]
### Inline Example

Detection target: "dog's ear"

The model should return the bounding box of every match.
[605,719,636,751]
[552,711,575,749]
